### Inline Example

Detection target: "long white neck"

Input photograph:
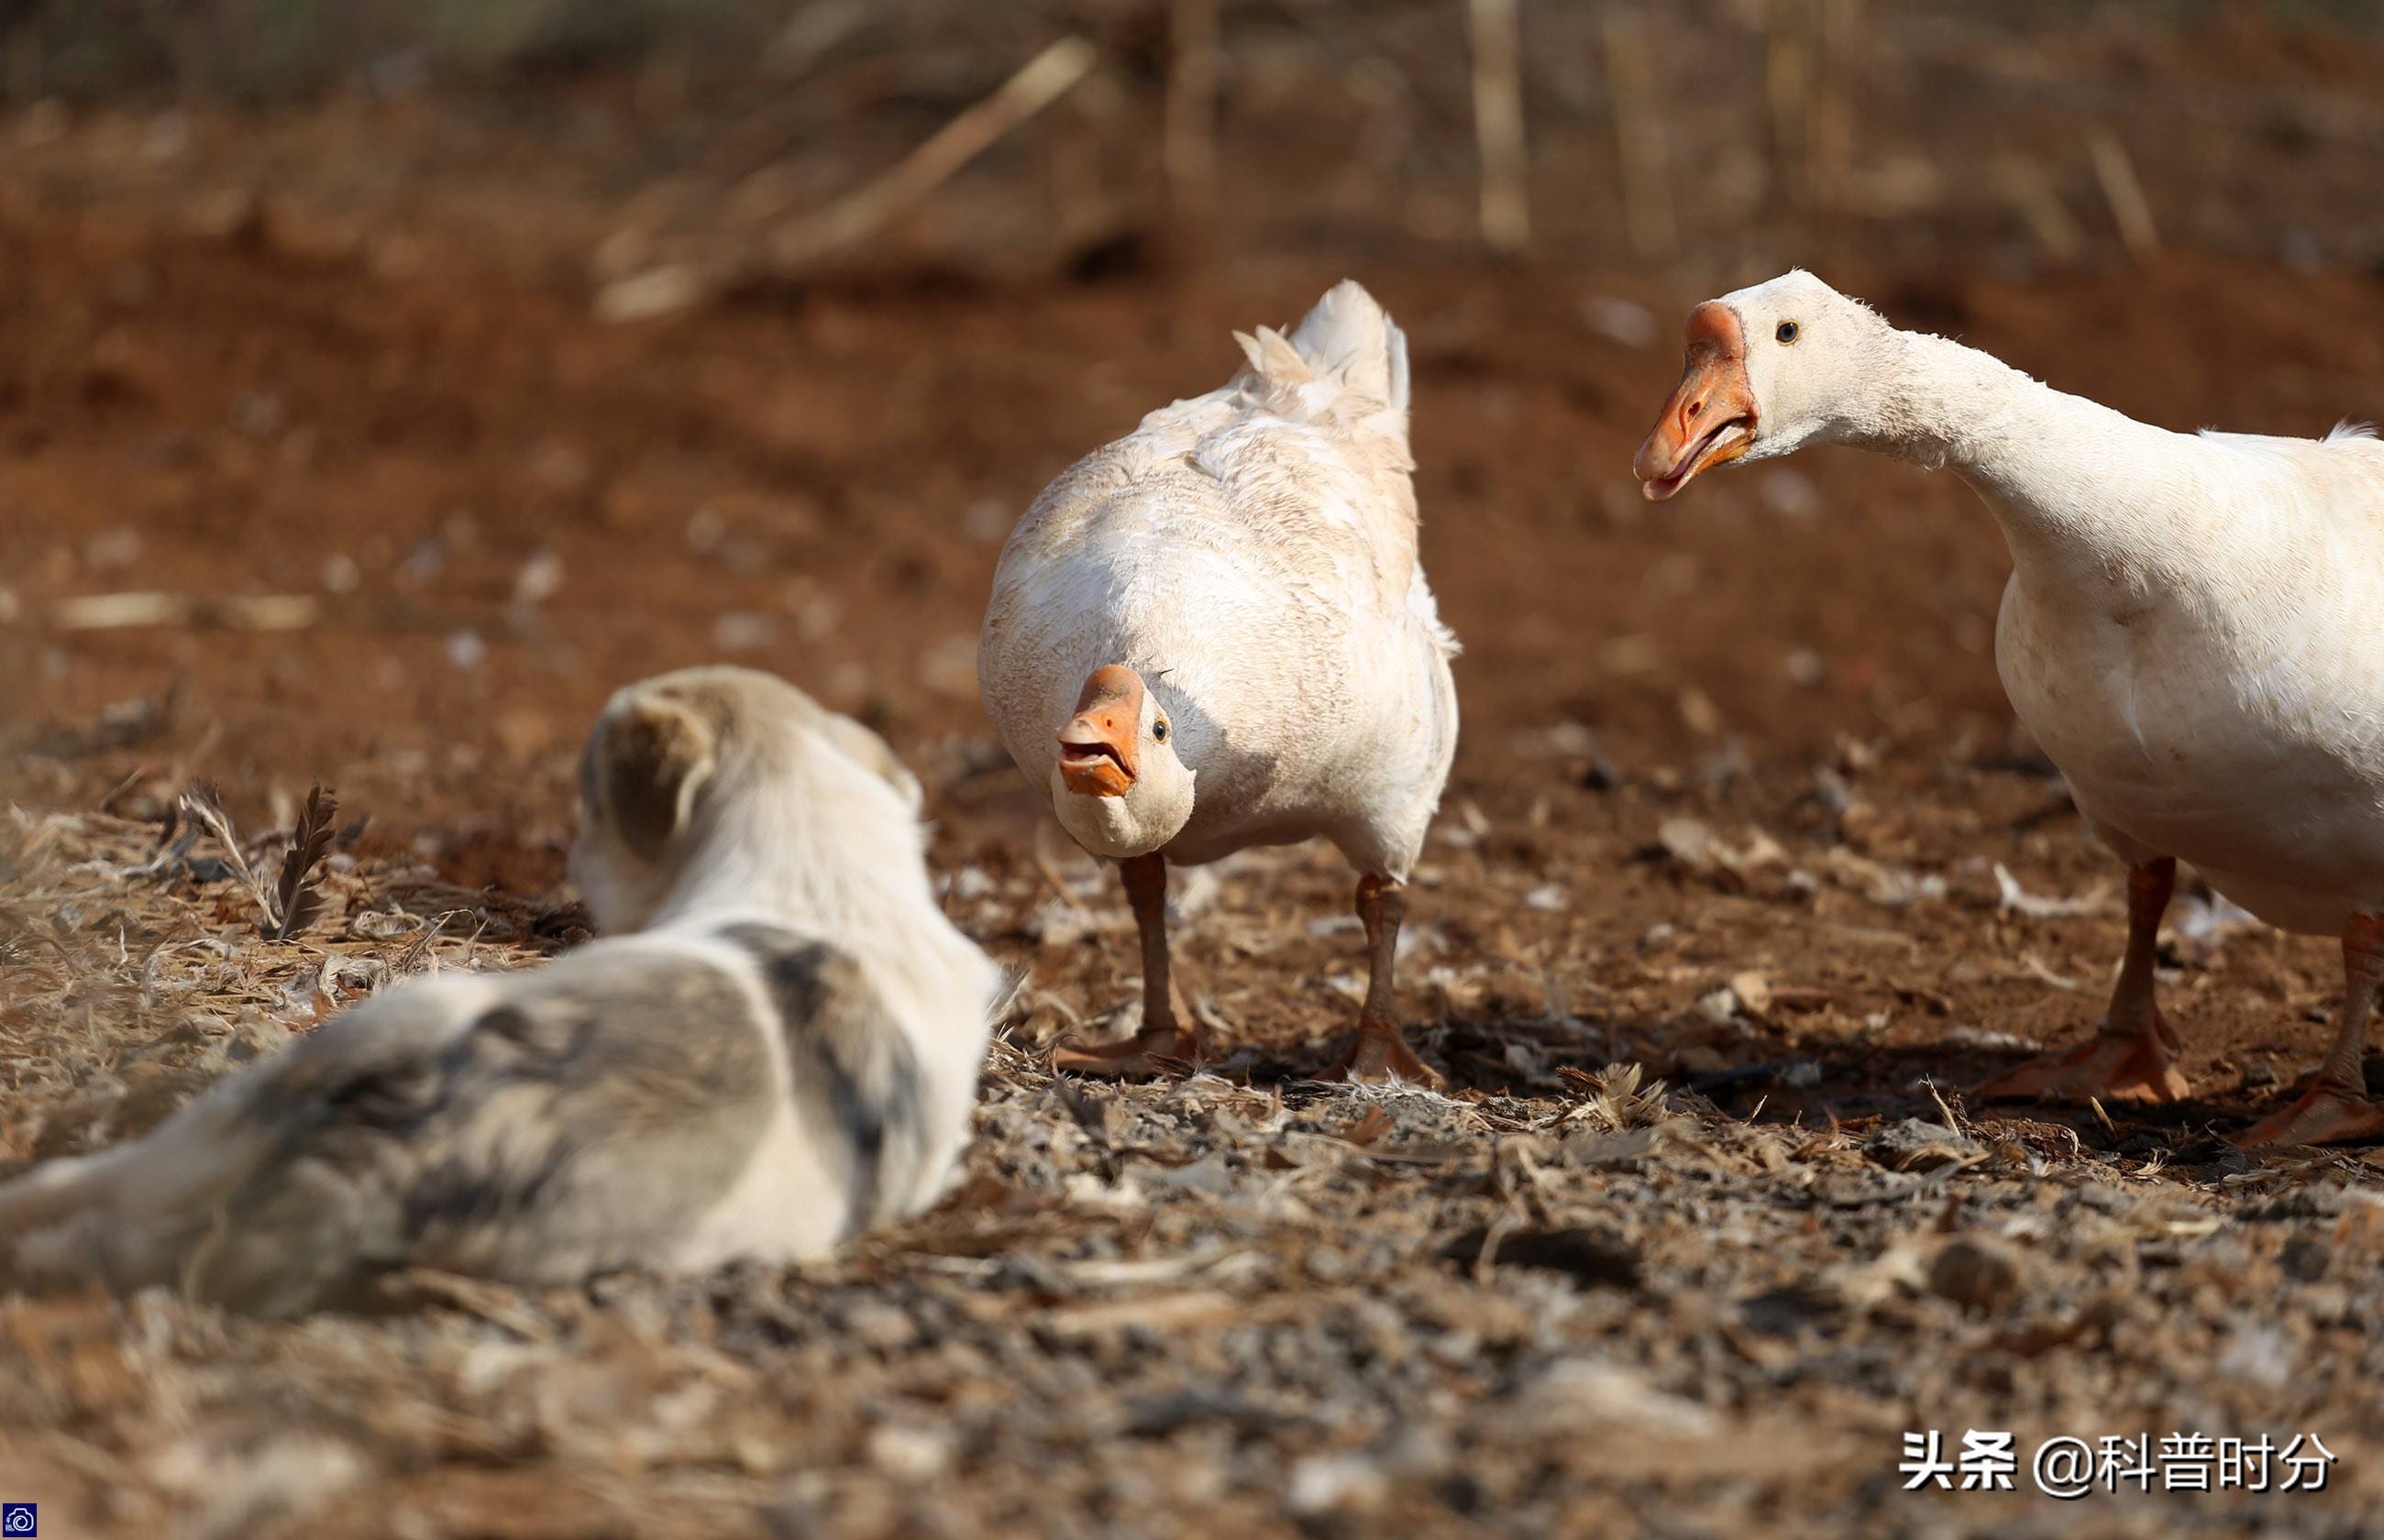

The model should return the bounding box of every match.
[1845,329,2240,600]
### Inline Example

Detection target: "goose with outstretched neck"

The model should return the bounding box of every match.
[1637,270,2384,1147]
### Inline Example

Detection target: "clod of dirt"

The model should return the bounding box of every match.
[1440,1226,1642,1292]
[1863,1118,1984,1172]
[1926,1236,2025,1314]
[2280,1234,2331,1282]
[1738,1282,1841,1337]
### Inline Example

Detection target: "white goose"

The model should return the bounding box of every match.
[0,667,1002,1312]
[979,280,1459,1084]
[1635,270,2384,1147]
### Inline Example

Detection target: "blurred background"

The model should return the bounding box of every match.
[3,0,2383,871]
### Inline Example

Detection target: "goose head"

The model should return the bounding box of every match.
[1635,270,1893,500]
[1049,664,1195,859]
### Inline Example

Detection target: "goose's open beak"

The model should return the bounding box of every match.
[1635,302,1759,501]
[1056,665,1143,798]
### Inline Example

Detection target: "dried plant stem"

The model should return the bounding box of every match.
[1164,0,1220,225]
[597,38,1098,320]
[1466,0,1529,254]
[1761,0,1811,218]
[1810,0,1861,216]
[178,785,277,927]
[764,37,1098,273]
[1601,6,1674,261]
[1991,155,2083,261]
[55,593,318,632]
[2089,128,2160,262]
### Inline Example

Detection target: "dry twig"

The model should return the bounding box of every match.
[1601,7,1673,261]
[177,783,277,925]
[54,593,318,632]
[2088,128,2160,261]
[599,38,1098,320]
[1467,0,1529,253]
[1164,0,1220,225]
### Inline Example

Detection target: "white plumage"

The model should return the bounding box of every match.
[1637,269,2384,1145]
[978,280,1459,1083]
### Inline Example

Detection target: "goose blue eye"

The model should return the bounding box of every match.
[1776,321,1800,344]
[1153,720,1169,742]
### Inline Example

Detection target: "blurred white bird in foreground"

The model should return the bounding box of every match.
[979,280,1459,1085]
[0,666,1001,1314]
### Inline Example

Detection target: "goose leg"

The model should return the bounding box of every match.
[1054,853,1198,1078]
[2235,913,2384,1148]
[1334,874,1443,1088]
[1975,856,2192,1105]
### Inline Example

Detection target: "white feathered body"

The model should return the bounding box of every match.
[1693,272,2384,941]
[979,282,1459,876]
[1989,424,2384,935]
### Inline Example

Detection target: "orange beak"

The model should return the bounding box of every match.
[1055,665,1143,798]
[1634,302,1760,501]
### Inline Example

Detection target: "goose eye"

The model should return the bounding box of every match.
[1153,720,1169,742]
[1776,320,1800,345]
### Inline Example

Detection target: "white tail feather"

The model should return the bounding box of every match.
[1285,279,1409,417]
[1234,325,1312,384]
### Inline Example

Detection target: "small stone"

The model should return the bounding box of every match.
[1678,686,1724,737]
[512,549,566,606]
[844,1300,919,1351]
[1758,468,1820,519]
[2215,1323,2293,1391]
[1580,293,1658,349]
[1864,1118,1983,1173]
[866,1423,953,1480]
[1655,818,1712,867]
[1693,989,1738,1027]
[712,611,775,652]
[1288,1453,1387,1515]
[1674,1044,1728,1076]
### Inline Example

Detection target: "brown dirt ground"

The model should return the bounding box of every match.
[4,90,2384,1538]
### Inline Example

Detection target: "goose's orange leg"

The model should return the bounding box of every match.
[1333,874,1442,1088]
[1053,853,1198,1078]
[2236,913,2384,1148]
[1975,857,2192,1105]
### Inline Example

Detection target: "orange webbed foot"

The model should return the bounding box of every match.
[1335,1023,1443,1089]
[1051,1025,1198,1080]
[1973,1018,2191,1106]
[2233,1083,2384,1149]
